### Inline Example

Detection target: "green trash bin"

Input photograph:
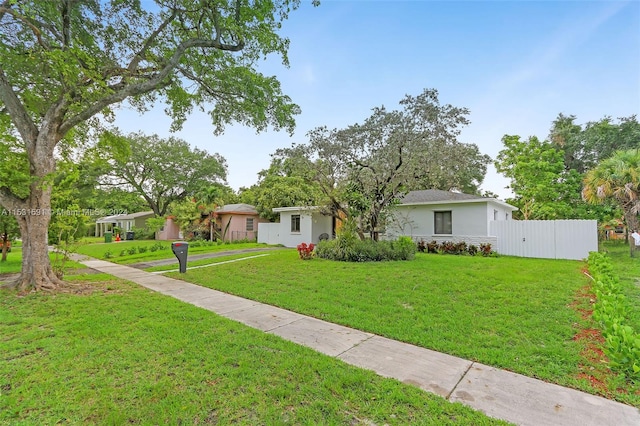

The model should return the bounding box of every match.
[104,231,112,243]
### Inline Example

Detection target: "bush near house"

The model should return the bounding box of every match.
[417,240,494,256]
[316,236,416,262]
[296,243,315,260]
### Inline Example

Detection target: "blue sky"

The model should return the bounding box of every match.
[114,0,640,200]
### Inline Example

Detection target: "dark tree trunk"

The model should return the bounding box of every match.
[2,124,63,291]
[4,184,63,291]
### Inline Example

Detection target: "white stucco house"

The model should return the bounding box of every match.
[383,189,518,246]
[257,206,334,248]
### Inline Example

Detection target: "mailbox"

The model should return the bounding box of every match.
[171,241,189,273]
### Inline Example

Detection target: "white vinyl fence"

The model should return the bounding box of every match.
[258,222,280,246]
[490,220,598,260]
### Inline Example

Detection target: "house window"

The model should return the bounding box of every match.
[493,209,498,221]
[246,218,254,232]
[291,214,301,233]
[434,211,452,234]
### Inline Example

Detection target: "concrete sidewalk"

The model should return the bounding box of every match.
[78,256,640,426]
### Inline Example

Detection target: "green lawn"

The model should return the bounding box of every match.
[168,249,640,406]
[0,273,507,425]
[144,252,273,272]
[75,239,271,264]
[0,248,84,276]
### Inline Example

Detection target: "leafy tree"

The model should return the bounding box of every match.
[241,155,323,221]
[195,184,238,241]
[270,141,350,222]
[98,131,227,217]
[170,198,204,238]
[0,0,305,290]
[550,114,640,173]
[299,89,489,239]
[583,149,640,257]
[495,135,589,220]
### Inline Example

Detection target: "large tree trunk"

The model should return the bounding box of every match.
[1,122,63,291]
[5,185,63,292]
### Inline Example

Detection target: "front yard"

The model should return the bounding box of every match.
[0,273,506,425]
[167,246,640,406]
[2,239,639,424]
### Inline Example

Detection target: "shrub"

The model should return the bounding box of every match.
[417,240,427,253]
[454,241,467,254]
[103,250,113,259]
[426,240,439,254]
[119,250,127,257]
[440,241,456,255]
[138,246,148,253]
[316,236,416,262]
[468,244,478,256]
[588,252,640,380]
[297,242,315,260]
[127,247,137,255]
[479,243,493,257]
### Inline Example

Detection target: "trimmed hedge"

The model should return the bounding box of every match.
[316,236,416,262]
[588,251,640,381]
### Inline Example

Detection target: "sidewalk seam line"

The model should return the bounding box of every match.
[265,316,306,332]
[447,361,474,400]
[334,334,375,358]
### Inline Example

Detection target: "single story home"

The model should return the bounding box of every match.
[95,211,154,237]
[258,206,334,248]
[383,189,518,247]
[215,203,268,242]
[155,216,182,241]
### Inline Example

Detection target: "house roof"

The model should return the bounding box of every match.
[272,206,321,213]
[95,211,154,223]
[399,189,518,211]
[215,203,258,215]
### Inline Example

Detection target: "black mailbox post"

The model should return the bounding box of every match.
[171,241,189,273]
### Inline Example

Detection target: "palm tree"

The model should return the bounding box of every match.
[196,185,225,241]
[583,149,640,257]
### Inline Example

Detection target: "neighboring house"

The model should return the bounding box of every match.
[155,217,182,241]
[383,189,518,247]
[601,219,627,241]
[258,206,334,248]
[95,211,154,237]
[215,203,268,242]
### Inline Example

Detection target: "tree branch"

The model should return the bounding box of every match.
[60,37,245,134]
[0,6,50,49]
[0,68,38,149]
[127,9,178,74]
[0,0,12,23]
[0,187,26,211]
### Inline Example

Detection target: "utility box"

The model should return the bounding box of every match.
[171,241,189,273]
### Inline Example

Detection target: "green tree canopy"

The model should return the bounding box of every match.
[550,114,640,173]
[240,152,324,221]
[583,149,640,257]
[98,131,227,217]
[0,0,306,290]
[280,89,489,239]
[495,135,580,219]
